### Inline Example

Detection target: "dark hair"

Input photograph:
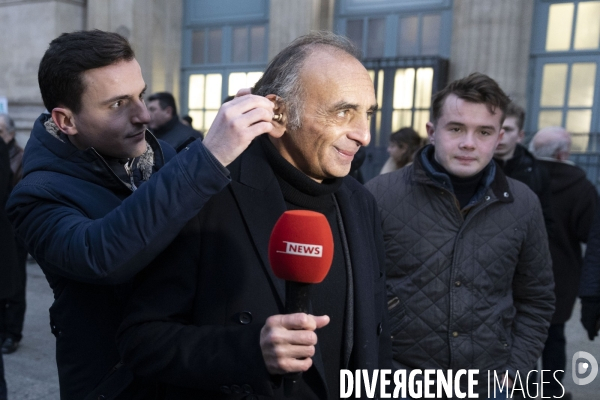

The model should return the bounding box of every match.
[505,102,525,131]
[38,30,135,114]
[147,92,178,117]
[252,31,361,131]
[431,72,510,125]
[389,127,423,168]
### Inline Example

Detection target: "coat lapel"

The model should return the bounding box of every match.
[334,183,378,369]
[230,141,287,307]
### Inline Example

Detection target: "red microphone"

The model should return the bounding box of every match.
[268,210,334,313]
[268,210,334,396]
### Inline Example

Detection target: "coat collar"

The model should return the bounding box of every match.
[413,144,514,204]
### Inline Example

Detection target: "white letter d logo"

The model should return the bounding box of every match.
[572,351,598,385]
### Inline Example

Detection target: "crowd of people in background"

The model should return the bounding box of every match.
[0,29,599,400]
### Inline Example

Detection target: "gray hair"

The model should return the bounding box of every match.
[0,113,16,133]
[252,31,361,131]
[528,126,571,158]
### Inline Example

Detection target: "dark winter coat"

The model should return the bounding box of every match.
[366,145,555,392]
[151,115,203,151]
[581,205,600,298]
[6,113,230,400]
[0,140,18,299]
[537,159,598,321]
[495,144,554,235]
[117,139,391,399]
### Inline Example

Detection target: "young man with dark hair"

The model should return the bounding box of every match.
[367,73,554,399]
[147,91,203,151]
[7,29,277,399]
[117,31,390,399]
[493,102,553,233]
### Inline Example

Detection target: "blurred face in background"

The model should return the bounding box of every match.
[494,115,524,161]
[147,100,173,130]
[387,141,408,164]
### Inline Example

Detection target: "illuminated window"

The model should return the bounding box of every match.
[537,62,597,151]
[545,1,600,52]
[227,72,263,96]
[531,1,600,154]
[391,67,433,138]
[188,74,222,132]
[368,69,385,146]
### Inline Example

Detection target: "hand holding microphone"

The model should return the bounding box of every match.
[260,210,334,395]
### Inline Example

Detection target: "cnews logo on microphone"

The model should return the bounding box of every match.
[277,241,323,258]
[572,351,598,386]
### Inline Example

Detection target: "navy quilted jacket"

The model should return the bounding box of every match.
[366,146,554,389]
[5,113,230,399]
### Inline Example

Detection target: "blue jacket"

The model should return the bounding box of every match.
[6,113,230,399]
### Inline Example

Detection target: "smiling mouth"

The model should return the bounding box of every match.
[335,148,357,158]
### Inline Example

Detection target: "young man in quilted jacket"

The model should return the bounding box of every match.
[366,73,555,399]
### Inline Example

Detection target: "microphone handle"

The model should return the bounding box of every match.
[285,281,311,314]
[284,281,311,397]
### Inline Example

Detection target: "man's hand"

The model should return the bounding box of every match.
[202,88,281,167]
[581,297,600,340]
[260,313,330,375]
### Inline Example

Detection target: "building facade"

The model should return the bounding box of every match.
[1,0,599,182]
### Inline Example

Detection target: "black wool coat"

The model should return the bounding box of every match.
[538,159,598,323]
[0,140,18,299]
[117,139,391,400]
[495,144,554,235]
[151,116,203,152]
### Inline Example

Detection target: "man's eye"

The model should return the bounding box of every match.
[337,110,348,118]
[481,130,491,136]
[110,100,123,109]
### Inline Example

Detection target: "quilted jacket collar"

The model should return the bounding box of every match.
[413,145,514,205]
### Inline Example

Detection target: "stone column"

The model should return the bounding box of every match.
[0,0,85,142]
[268,0,335,59]
[450,0,534,107]
[87,0,183,105]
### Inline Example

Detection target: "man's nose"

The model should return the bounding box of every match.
[460,132,476,149]
[132,100,151,125]
[349,115,371,147]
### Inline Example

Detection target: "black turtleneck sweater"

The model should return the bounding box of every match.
[429,154,485,210]
[261,136,346,399]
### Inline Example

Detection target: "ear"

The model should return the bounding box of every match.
[51,107,78,136]
[166,106,174,118]
[265,94,287,138]
[517,129,525,143]
[425,121,435,145]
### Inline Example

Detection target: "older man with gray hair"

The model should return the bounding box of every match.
[529,126,597,399]
[0,113,26,356]
[117,31,390,399]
